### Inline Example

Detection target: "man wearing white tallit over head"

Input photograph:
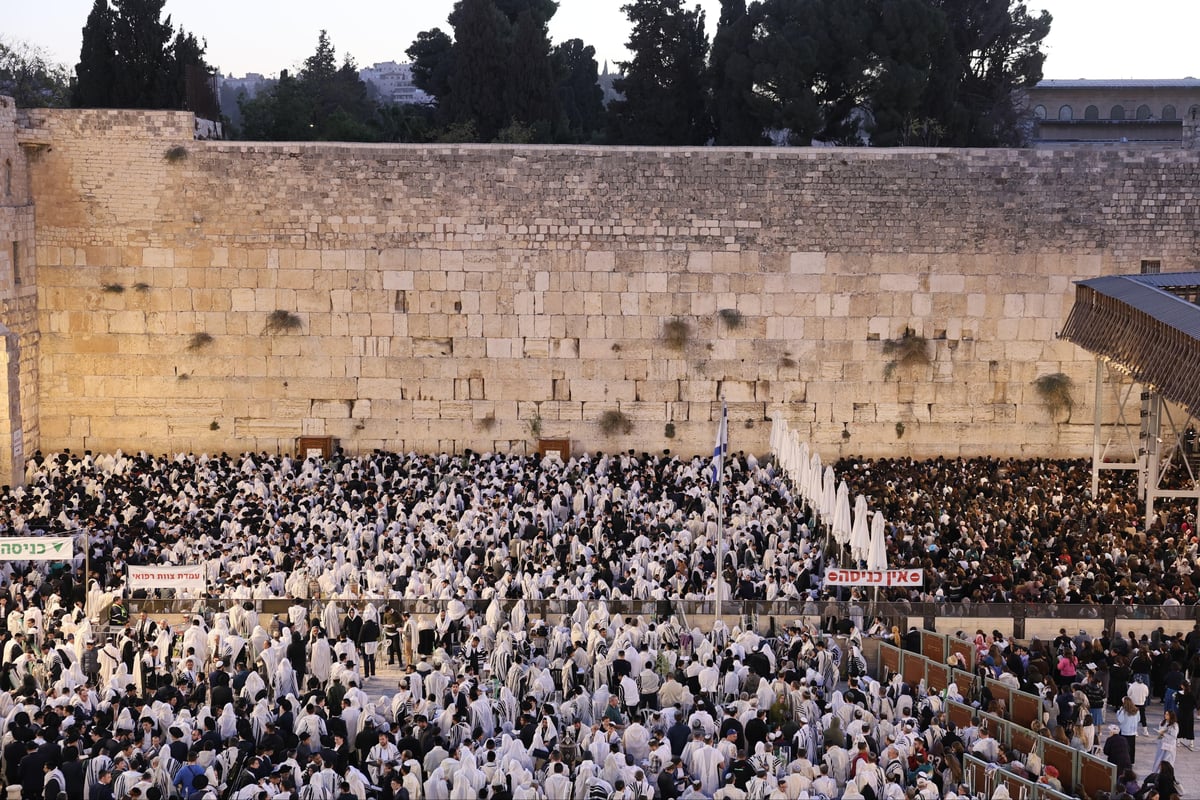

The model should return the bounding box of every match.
[98,636,122,688]
[259,631,287,680]
[207,614,231,665]
[274,657,299,701]
[288,602,309,638]
[321,601,342,639]
[241,667,267,703]
[182,618,209,669]
[249,625,271,662]
[309,629,333,686]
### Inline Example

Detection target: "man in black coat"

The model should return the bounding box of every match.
[3,734,28,786]
[17,742,45,800]
[656,757,686,800]
[59,746,85,800]
[1102,725,1132,772]
[358,615,380,678]
[343,608,363,647]
[287,632,307,685]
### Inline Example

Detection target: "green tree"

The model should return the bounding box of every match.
[554,38,604,142]
[109,0,176,107]
[406,29,454,100]
[865,0,947,146]
[73,0,213,110]
[409,0,577,142]
[72,0,116,107]
[708,0,766,145]
[750,0,875,145]
[238,71,309,140]
[0,39,72,108]
[608,0,710,145]
[169,29,219,119]
[504,8,563,140]
[302,29,338,84]
[930,0,1051,146]
[442,0,512,140]
[374,102,438,143]
[236,33,378,142]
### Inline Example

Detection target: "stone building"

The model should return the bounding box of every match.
[357,62,432,106]
[1026,78,1200,147]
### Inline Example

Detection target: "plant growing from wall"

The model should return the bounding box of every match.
[599,409,633,437]
[101,283,125,293]
[263,309,303,334]
[186,332,214,351]
[209,420,219,430]
[527,413,543,439]
[895,421,906,440]
[133,282,151,291]
[718,308,743,329]
[664,422,676,438]
[661,318,691,351]
[1033,372,1075,422]
[477,414,497,432]
[882,328,931,380]
[164,145,189,162]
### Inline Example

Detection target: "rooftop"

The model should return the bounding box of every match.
[1035,78,1200,89]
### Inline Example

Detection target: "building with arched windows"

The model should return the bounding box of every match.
[1026,79,1200,146]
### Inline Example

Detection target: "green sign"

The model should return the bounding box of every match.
[0,536,74,561]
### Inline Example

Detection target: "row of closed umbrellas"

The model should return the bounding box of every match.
[768,415,889,573]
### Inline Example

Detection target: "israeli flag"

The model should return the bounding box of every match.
[711,402,728,483]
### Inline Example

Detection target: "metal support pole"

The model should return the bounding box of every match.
[1145,393,1161,530]
[1092,357,1103,499]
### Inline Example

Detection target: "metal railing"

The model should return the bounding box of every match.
[118,596,1200,627]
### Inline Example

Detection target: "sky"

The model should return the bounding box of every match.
[5,0,1199,82]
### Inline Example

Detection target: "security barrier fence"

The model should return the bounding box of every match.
[962,754,1078,800]
[876,639,1116,798]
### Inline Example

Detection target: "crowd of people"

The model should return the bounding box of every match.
[1,448,1198,610]
[0,447,1194,800]
[0,591,1196,800]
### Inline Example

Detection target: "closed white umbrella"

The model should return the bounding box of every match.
[806,452,823,505]
[820,466,836,522]
[793,438,808,491]
[867,511,888,572]
[850,494,870,562]
[832,480,852,548]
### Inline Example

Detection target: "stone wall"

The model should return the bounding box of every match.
[0,98,40,483]
[20,108,1200,459]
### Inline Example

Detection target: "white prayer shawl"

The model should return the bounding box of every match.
[623,721,651,762]
[249,625,271,659]
[217,703,238,741]
[288,604,309,634]
[322,601,342,638]
[274,658,299,700]
[423,767,451,800]
[251,698,274,742]
[345,765,370,800]
[690,743,724,797]
[240,671,266,700]
[310,637,333,684]
[182,623,209,666]
[482,599,501,633]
